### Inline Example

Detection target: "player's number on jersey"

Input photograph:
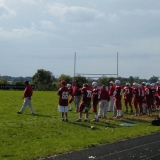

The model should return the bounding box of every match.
[87,90,92,98]
[62,92,68,99]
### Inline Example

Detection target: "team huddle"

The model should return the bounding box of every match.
[57,80,160,122]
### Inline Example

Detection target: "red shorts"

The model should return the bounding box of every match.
[78,102,90,113]
[134,100,139,109]
[92,101,99,113]
[114,99,122,110]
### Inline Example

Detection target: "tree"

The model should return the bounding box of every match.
[73,75,88,86]
[58,74,72,84]
[98,76,109,86]
[0,78,9,85]
[32,69,54,90]
[149,76,159,83]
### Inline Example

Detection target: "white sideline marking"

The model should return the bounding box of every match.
[142,154,160,160]
[95,140,160,159]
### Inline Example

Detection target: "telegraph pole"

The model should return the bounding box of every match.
[74,52,76,77]
[117,52,118,78]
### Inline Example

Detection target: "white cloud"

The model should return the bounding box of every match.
[0,1,17,19]
[120,9,160,17]
[41,21,57,30]
[46,3,105,21]
[0,27,48,38]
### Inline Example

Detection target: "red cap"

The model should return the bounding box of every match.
[60,80,66,85]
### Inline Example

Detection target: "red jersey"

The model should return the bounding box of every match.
[73,85,81,96]
[57,87,69,106]
[114,86,123,100]
[145,87,152,100]
[123,86,132,100]
[92,88,100,102]
[156,86,160,94]
[100,87,110,101]
[109,85,115,96]
[132,87,139,101]
[23,85,33,98]
[68,87,73,96]
[81,86,92,104]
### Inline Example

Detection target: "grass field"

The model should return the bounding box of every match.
[0,90,160,160]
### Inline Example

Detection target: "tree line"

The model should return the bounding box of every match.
[0,69,159,91]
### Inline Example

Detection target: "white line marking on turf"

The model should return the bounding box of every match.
[95,140,160,159]
[142,153,160,160]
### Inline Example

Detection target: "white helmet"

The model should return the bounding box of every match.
[142,82,146,85]
[151,83,155,87]
[110,81,114,84]
[156,81,160,85]
[92,82,97,87]
[146,82,150,86]
[67,84,71,87]
[133,82,138,87]
[115,80,120,85]
[126,82,130,86]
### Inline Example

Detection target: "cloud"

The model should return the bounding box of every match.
[41,20,57,30]
[46,3,105,22]
[0,27,48,38]
[0,1,17,19]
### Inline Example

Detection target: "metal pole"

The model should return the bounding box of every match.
[117,52,118,78]
[74,52,76,77]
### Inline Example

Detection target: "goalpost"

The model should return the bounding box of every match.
[73,52,119,78]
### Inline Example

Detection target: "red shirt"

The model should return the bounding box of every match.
[109,85,115,96]
[132,87,139,101]
[57,87,69,106]
[100,87,110,101]
[114,86,123,100]
[68,87,73,96]
[23,85,33,98]
[92,88,100,102]
[81,86,92,104]
[123,86,132,99]
[73,85,81,96]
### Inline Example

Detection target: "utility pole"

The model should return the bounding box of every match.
[74,52,76,77]
[117,52,118,78]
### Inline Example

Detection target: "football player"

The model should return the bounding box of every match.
[108,81,115,112]
[113,80,123,118]
[91,82,100,122]
[132,83,140,116]
[57,80,69,121]
[123,82,133,113]
[76,83,92,122]
[67,84,74,111]
[98,85,110,118]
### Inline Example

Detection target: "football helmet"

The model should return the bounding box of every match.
[67,84,71,87]
[115,80,120,85]
[92,82,97,87]
[146,82,150,86]
[133,82,138,87]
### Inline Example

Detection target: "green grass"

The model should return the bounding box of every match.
[0,90,160,160]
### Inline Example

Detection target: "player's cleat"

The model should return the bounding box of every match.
[84,119,88,122]
[76,119,81,122]
[68,109,72,111]
[91,119,99,122]
[61,119,64,121]
[66,119,68,122]
[17,112,22,114]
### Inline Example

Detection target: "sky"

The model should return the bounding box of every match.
[0,0,160,79]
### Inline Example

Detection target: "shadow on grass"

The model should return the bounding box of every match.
[68,121,121,129]
[124,117,151,123]
[28,113,53,118]
[68,121,101,130]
